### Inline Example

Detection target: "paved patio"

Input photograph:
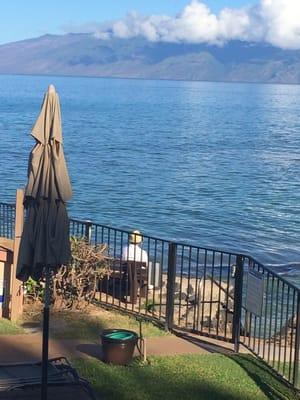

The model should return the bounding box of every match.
[0,330,251,399]
[0,330,248,364]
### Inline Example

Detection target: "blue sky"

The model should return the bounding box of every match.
[0,1,253,44]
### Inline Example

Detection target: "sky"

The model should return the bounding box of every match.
[0,1,253,44]
[1,1,300,49]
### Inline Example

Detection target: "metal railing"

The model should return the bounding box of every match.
[70,218,170,323]
[1,202,300,389]
[70,219,240,340]
[69,218,300,388]
[0,202,15,239]
[241,257,300,388]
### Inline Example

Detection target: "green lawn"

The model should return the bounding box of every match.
[1,306,298,399]
[0,318,24,335]
[73,354,298,400]
[20,305,168,340]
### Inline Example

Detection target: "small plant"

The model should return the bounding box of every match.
[144,299,156,313]
[24,278,44,303]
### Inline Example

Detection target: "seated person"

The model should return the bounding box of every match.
[122,229,148,265]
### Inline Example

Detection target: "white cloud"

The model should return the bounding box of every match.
[260,0,300,49]
[67,0,300,49]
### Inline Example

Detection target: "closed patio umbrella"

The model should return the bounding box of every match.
[17,84,72,400]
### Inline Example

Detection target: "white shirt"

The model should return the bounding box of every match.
[122,244,148,264]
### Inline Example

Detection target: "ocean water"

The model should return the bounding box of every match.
[0,75,299,277]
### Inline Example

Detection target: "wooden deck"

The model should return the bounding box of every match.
[0,237,14,253]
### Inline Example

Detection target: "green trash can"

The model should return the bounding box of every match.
[101,329,138,365]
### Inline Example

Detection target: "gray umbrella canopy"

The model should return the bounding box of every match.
[26,86,72,202]
[17,85,72,281]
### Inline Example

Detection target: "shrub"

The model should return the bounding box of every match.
[24,237,111,310]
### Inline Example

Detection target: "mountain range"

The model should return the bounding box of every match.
[0,33,300,84]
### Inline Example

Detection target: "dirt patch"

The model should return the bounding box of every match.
[20,303,167,340]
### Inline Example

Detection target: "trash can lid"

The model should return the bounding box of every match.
[103,331,136,340]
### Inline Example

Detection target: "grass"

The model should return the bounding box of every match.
[73,354,298,400]
[2,305,298,398]
[6,304,298,398]
[20,304,168,340]
[0,318,24,335]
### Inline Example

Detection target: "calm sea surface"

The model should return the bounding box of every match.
[0,75,299,278]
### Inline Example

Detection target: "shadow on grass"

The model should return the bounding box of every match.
[20,310,106,340]
[74,357,252,400]
[229,354,298,400]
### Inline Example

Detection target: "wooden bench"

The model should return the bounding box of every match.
[109,260,147,304]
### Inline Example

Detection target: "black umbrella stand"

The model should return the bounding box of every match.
[41,265,51,400]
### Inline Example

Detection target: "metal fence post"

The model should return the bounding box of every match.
[293,292,300,388]
[232,255,244,353]
[84,220,92,244]
[165,242,177,331]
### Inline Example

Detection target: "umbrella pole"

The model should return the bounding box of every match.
[41,265,51,400]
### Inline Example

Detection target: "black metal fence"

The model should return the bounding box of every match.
[241,257,300,388]
[0,202,15,239]
[1,203,300,389]
[69,218,300,389]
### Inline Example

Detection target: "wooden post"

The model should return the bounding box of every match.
[10,189,24,321]
[0,245,13,318]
